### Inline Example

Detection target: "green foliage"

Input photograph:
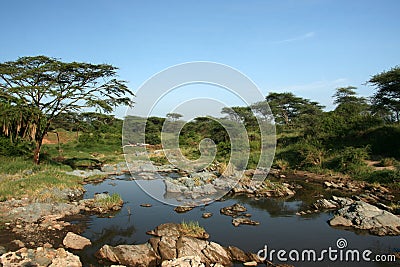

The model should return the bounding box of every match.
[368,66,400,122]
[180,220,206,237]
[327,146,371,177]
[364,170,400,184]
[0,55,134,163]
[95,193,123,209]
[0,136,33,156]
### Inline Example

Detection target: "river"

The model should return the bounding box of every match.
[74,174,399,267]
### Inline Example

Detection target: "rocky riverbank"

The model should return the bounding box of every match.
[96,223,288,267]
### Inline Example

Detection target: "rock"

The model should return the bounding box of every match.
[149,236,177,260]
[202,212,213,218]
[11,239,24,248]
[140,203,152,207]
[165,179,188,193]
[201,241,232,266]
[147,223,209,240]
[49,248,82,267]
[329,201,400,235]
[226,246,251,262]
[329,216,353,227]
[174,206,194,213]
[192,184,218,195]
[331,196,354,207]
[0,246,6,256]
[176,237,231,266]
[147,223,182,237]
[220,203,247,217]
[232,218,260,227]
[96,244,160,267]
[63,232,91,250]
[243,261,258,266]
[313,199,338,210]
[0,247,82,267]
[96,223,261,267]
[161,256,205,267]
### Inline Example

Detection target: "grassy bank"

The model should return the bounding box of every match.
[0,156,82,201]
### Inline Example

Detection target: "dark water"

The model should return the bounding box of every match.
[76,175,400,267]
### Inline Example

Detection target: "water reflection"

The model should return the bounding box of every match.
[74,175,399,267]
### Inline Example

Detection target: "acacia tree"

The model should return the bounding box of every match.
[265,92,323,127]
[368,66,400,122]
[166,112,183,121]
[0,56,134,164]
[333,86,369,116]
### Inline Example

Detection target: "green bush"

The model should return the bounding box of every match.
[364,170,400,184]
[327,146,371,177]
[0,137,33,156]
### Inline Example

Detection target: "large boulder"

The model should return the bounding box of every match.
[63,232,91,250]
[97,223,262,267]
[329,201,400,235]
[96,244,160,267]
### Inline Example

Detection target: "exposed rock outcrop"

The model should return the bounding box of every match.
[328,201,400,235]
[0,247,82,267]
[97,223,261,267]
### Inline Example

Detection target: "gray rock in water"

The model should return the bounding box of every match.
[313,199,338,210]
[329,201,400,235]
[165,179,188,193]
[220,203,247,217]
[232,218,260,227]
[192,184,218,195]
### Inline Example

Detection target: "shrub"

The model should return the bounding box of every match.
[364,170,400,184]
[0,137,33,157]
[180,220,206,237]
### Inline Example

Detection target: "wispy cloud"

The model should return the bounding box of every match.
[273,31,316,44]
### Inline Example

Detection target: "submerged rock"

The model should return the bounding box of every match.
[202,212,213,218]
[220,203,247,217]
[329,201,400,235]
[174,206,194,213]
[232,218,260,227]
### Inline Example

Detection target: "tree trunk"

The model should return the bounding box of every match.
[33,138,43,165]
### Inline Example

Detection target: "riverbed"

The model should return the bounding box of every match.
[74,174,399,267]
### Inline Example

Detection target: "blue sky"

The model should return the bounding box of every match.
[1,0,399,118]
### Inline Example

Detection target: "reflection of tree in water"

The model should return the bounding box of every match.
[230,180,340,217]
[90,224,137,247]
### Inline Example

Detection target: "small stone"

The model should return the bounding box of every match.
[174,206,194,213]
[202,212,213,218]
[329,216,352,227]
[243,261,258,266]
[232,218,260,227]
[43,242,53,249]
